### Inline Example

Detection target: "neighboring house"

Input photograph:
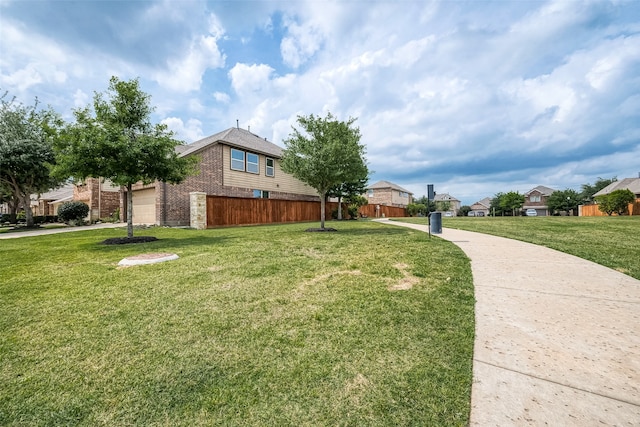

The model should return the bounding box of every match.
[469,197,492,217]
[32,183,74,216]
[32,179,120,221]
[523,185,555,216]
[125,127,319,226]
[433,193,461,216]
[364,180,413,208]
[592,177,640,199]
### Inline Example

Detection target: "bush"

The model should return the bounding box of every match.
[58,201,90,224]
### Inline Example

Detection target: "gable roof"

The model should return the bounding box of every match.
[525,185,555,196]
[472,197,492,208]
[37,183,75,201]
[433,192,460,202]
[367,180,412,194]
[179,127,283,158]
[593,178,640,197]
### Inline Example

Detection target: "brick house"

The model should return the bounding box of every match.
[469,197,492,217]
[32,179,120,221]
[124,127,319,226]
[364,180,413,208]
[523,185,555,216]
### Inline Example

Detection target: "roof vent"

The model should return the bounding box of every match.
[236,119,239,129]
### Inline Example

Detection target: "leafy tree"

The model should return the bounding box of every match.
[547,189,581,215]
[328,177,368,220]
[406,203,426,217]
[596,189,635,216]
[281,112,368,230]
[344,193,368,219]
[581,177,616,203]
[492,191,524,216]
[458,205,471,216]
[414,195,436,213]
[0,93,63,227]
[54,77,199,238]
[437,200,451,212]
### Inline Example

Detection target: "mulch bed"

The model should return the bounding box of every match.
[305,228,338,232]
[101,236,159,245]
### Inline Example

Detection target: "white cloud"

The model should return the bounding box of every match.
[72,89,89,108]
[280,15,324,68]
[228,63,275,97]
[213,92,230,103]
[162,117,204,143]
[153,13,226,92]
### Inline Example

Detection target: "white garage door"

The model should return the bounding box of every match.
[132,188,156,224]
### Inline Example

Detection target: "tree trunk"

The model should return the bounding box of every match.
[320,191,326,230]
[337,196,343,220]
[127,183,134,238]
[22,193,34,227]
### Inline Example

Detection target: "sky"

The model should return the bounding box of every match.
[1,0,639,205]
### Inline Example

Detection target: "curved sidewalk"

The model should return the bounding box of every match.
[377,219,640,426]
[0,222,124,239]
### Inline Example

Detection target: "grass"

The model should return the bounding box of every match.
[0,221,474,426]
[397,216,640,280]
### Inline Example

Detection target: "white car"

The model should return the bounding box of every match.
[525,209,537,216]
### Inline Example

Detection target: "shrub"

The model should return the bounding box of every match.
[58,201,90,224]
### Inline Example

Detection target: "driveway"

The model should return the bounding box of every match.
[376,219,640,426]
[0,222,124,239]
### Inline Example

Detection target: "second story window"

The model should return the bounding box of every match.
[530,195,541,202]
[266,158,275,177]
[247,153,259,174]
[231,148,245,171]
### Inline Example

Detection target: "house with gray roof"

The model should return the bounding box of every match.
[433,192,461,216]
[593,178,640,198]
[523,185,555,216]
[470,197,492,217]
[125,127,318,226]
[364,180,413,208]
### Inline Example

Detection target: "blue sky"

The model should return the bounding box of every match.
[1,0,639,205]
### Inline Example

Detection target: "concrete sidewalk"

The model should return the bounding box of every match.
[376,219,640,426]
[0,222,124,239]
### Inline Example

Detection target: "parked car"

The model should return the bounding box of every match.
[526,209,537,216]
[467,212,475,217]
[444,212,453,217]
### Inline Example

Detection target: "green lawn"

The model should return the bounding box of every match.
[0,221,474,426]
[398,216,640,281]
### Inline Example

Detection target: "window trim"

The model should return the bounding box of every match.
[265,157,275,177]
[230,148,245,171]
[246,152,259,174]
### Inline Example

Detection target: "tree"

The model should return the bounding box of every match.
[54,77,199,238]
[581,177,616,203]
[328,177,368,220]
[0,93,63,227]
[492,191,524,216]
[596,189,635,216]
[458,205,471,217]
[344,194,368,219]
[281,112,368,230]
[414,195,436,213]
[547,189,581,215]
[437,200,451,212]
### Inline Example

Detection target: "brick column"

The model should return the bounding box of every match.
[190,192,207,229]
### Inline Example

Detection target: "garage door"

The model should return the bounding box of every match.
[132,188,156,224]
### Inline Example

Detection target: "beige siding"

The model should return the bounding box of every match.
[132,188,156,224]
[222,146,317,197]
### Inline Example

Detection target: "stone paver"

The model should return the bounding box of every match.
[376,219,640,426]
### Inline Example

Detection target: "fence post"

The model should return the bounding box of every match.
[190,192,207,229]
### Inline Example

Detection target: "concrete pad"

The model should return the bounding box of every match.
[375,219,640,425]
[118,253,179,266]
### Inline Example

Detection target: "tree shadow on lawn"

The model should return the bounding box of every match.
[86,235,234,254]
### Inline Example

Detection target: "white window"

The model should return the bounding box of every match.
[265,158,275,177]
[231,148,245,171]
[246,153,259,174]
[530,195,541,202]
[253,190,269,198]
[367,189,374,196]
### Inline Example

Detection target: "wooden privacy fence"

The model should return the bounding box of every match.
[580,199,640,216]
[358,204,408,218]
[206,196,340,227]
